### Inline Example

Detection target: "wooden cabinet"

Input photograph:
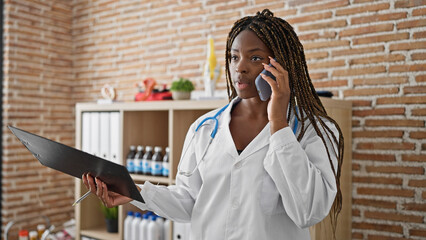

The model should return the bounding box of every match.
[74,98,351,240]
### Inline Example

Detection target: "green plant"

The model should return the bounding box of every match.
[170,78,195,92]
[100,203,118,220]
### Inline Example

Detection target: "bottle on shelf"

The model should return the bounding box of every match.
[134,145,145,174]
[132,212,142,240]
[151,146,163,176]
[29,231,37,240]
[164,218,171,240]
[126,146,137,174]
[18,230,29,240]
[37,224,46,239]
[147,215,160,240]
[124,211,134,240]
[156,215,164,240]
[142,146,153,176]
[139,213,149,240]
[162,147,170,177]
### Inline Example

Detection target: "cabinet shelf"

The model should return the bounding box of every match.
[130,174,170,185]
[81,226,120,240]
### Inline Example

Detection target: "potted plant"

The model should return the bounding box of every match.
[170,77,195,100]
[100,203,118,233]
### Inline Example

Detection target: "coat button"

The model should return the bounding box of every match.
[234,162,242,169]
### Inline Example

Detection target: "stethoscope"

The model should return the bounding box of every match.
[178,103,299,177]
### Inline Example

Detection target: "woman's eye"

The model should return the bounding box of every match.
[252,56,262,61]
[231,55,239,61]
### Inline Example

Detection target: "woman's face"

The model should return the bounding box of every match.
[230,30,274,99]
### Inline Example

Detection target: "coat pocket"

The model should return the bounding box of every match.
[259,173,285,216]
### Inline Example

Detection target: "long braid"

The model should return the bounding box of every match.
[225,9,344,238]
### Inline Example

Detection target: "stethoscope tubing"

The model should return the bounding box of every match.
[178,104,299,177]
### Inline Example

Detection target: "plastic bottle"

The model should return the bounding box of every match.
[139,213,149,240]
[147,215,160,240]
[18,230,29,240]
[126,146,136,173]
[37,224,46,239]
[132,212,142,240]
[124,211,134,240]
[162,147,170,177]
[163,218,171,240]
[29,231,37,240]
[134,145,144,174]
[142,146,153,175]
[155,216,164,240]
[151,146,163,176]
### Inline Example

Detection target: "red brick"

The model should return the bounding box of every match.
[403,202,426,211]
[413,7,426,16]
[416,75,426,82]
[353,76,408,86]
[409,131,426,139]
[365,119,424,127]
[411,52,426,60]
[333,66,386,77]
[353,208,361,216]
[336,2,390,16]
[303,40,350,50]
[389,63,426,72]
[351,12,407,24]
[412,108,426,116]
[397,19,426,29]
[410,228,426,237]
[404,85,426,94]
[352,100,372,107]
[353,163,361,171]
[357,187,414,198]
[366,165,424,175]
[408,179,426,187]
[377,96,426,105]
[353,153,396,161]
[414,30,426,39]
[304,51,329,60]
[308,60,345,69]
[298,20,347,31]
[390,41,426,51]
[357,142,415,150]
[353,198,397,209]
[309,72,328,80]
[401,154,426,162]
[302,0,349,13]
[353,107,405,117]
[395,0,426,8]
[352,232,364,239]
[352,222,403,233]
[350,53,406,64]
[367,234,412,240]
[287,11,333,24]
[365,211,423,223]
[353,176,402,185]
[340,23,393,37]
[332,45,385,57]
[352,130,404,138]
[313,80,348,88]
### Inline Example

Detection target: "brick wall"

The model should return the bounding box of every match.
[2,0,425,239]
[2,0,75,238]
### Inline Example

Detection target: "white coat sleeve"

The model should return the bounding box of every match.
[131,122,202,222]
[263,119,339,229]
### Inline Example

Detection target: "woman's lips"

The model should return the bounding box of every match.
[236,82,249,90]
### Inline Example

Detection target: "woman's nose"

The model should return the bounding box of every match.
[235,60,248,73]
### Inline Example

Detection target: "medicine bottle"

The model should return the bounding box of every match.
[37,224,46,239]
[126,145,136,173]
[29,231,38,240]
[151,146,163,176]
[142,146,153,176]
[162,147,170,177]
[18,230,29,240]
[134,145,144,174]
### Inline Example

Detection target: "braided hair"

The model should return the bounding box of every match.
[225,9,344,236]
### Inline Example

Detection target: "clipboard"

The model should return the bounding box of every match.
[8,125,144,203]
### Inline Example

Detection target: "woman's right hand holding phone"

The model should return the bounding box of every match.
[82,173,136,208]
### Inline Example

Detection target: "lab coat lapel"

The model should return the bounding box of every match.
[238,123,270,159]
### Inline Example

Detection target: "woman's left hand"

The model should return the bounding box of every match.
[261,57,291,133]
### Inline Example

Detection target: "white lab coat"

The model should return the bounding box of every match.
[132,97,339,240]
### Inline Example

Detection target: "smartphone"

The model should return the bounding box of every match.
[255,63,276,101]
